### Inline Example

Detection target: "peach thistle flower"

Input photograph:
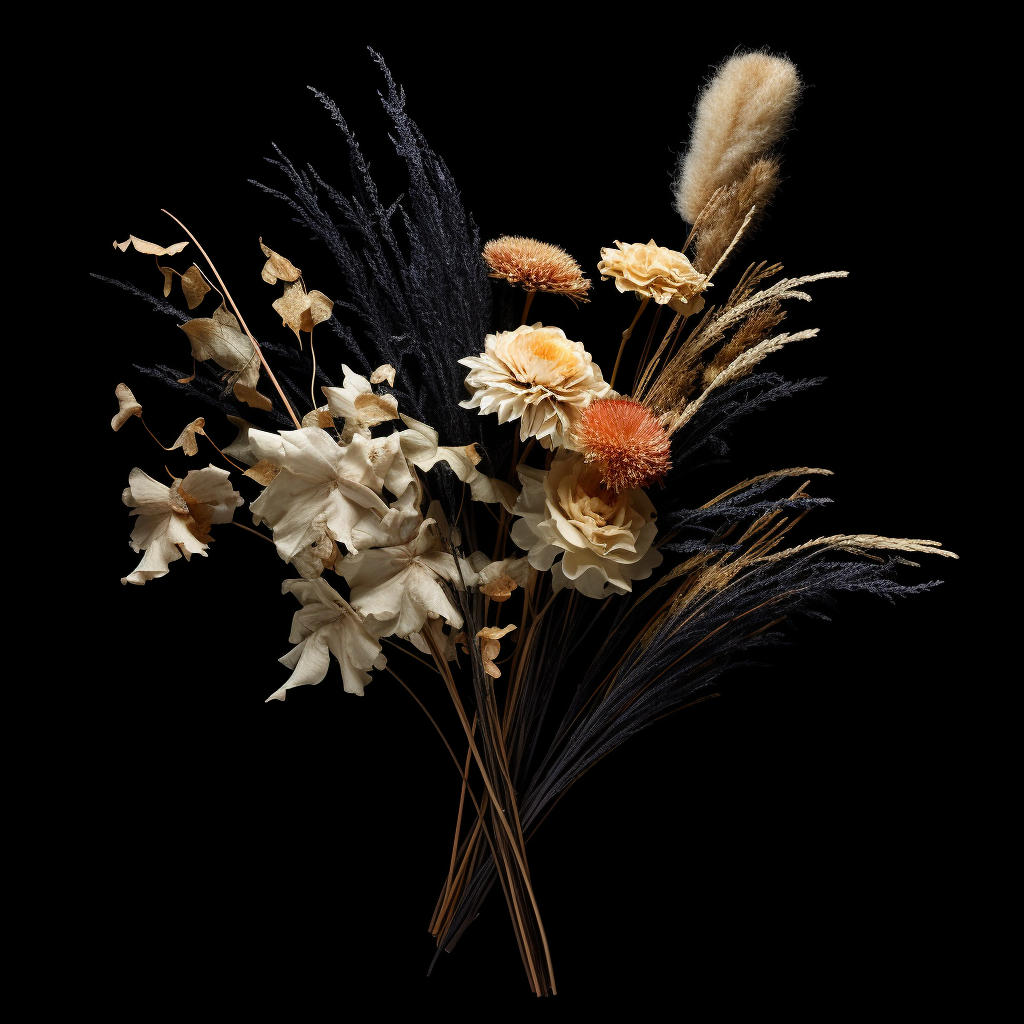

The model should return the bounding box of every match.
[573,397,672,493]
[483,236,591,302]
[597,239,707,314]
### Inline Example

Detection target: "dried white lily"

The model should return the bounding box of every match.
[267,578,386,702]
[248,427,395,578]
[322,365,400,442]
[121,465,241,585]
[398,415,518,512]
[339,515,466,638]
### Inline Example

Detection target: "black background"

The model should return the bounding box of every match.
[76,23,974,1014]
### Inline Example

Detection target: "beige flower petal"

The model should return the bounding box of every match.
[272,280,309,341]
[370,364,397,386]
[477,624,516,678]
[112,383,142,431]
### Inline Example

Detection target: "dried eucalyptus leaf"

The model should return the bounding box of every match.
[233,382,273,411]
[180,306,259,388]
[159,265,175,298]
[272,280,308,340]
[299,290,333,332]
[170,417,206,457]
[114,235,189,256]
[243,460,282,485]
[370,364,396,386]
[259,237,302,284]
[180,264,211,310]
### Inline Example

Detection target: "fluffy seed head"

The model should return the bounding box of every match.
[574,398,671,492]
[483,236,592,301]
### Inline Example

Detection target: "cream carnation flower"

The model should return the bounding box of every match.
[597,239,707,313]
[510,450,662,599]
[459,323,611,449]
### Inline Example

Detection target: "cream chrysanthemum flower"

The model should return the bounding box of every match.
[597,239,708,313]
[510,450,662,599]
[483,236,591,302]
[459,323,612,449]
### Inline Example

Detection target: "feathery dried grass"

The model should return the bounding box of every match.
[675,51,802,224]
[693,156,781,275]
[644,271,847,421]
[702,298,785,386]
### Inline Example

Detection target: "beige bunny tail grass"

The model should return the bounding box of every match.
[675,51,802,225]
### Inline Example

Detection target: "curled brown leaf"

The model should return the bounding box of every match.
[180,265,212,310]
[112,383,142,431]
[260,238,302,284]
[114,235,189,256]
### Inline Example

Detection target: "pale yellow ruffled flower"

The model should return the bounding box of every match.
[597,239,707,313]
[510,450,662,599]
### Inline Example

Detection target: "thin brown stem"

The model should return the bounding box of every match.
[609,296,650,391]
[520,289,536,325]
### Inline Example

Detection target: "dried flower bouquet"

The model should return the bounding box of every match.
[103,50,955,996]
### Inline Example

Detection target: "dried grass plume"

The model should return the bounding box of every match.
[675,51,801,224]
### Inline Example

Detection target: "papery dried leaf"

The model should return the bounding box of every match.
[299,290,334,332]
[480,575,517,602]
[272,280,309,340]
[112,383,142,431]
[180,305,260,389]
[259,238,302,284]
[301,407,335,429]
[477,624,517,678]
[353,391,400,427]
[177,485,215,543]
[170,417,206,456]
[159,265,174,298]
[233,382,273,411]
[114,235,189,256]
[370,364,397,387]
[180,264,211,310]
[243,460,282,485]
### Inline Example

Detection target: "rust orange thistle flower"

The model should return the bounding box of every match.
[482,236,592,302]
[573,398,671,492]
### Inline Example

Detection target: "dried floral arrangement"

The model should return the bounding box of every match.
[102,50,956,996]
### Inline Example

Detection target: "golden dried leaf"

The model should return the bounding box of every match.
[353,391,400,426]
[233,382,273,411]
[370,364,397,386]
[177,486,215,543]
[111,383,142,431]
[260,238,302,284]
[243,460,282,485]
[301,407,335,429]
[170,417,206,457]
[476,624,517,678]
[272,280,308,340]
[480,575,517,602]
[159,265,174,298]
[179,305,259,390]
[180,264,211,310]
[299,290,333,332]
[114,235,189,256]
